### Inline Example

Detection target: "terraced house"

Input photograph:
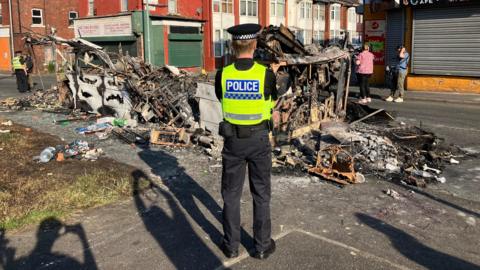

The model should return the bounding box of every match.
[0,0,80,71]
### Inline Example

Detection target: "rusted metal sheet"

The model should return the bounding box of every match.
[308,146,358,185]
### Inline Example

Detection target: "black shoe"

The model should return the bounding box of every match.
[221,242,239,258]
[253,239,276,260]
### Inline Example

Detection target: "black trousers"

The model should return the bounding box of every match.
[15,69,28,92]
[357,73,371,99]
[221,129,272,252]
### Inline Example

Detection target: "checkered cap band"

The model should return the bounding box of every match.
[224,93,262,100]
[232,33,258,40]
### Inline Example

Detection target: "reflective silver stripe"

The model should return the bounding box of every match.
[224,112,262,120]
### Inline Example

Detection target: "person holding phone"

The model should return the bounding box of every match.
[386,45,409,103]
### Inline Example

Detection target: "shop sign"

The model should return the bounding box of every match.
[75,15,132,38]
[402,0,472,7]
[365,20,386,65]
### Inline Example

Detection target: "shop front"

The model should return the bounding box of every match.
[74,14,140,58]
[364,0,480,93]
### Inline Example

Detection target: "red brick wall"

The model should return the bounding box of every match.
[2,0,79,72]
[83,0,203,19]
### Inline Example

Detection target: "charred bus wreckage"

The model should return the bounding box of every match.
[3,28,466,187]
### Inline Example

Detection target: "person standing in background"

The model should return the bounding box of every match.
[12,51,28,93]
[355,44,375,104]
[24,52,34,91]
[386,45,410,103]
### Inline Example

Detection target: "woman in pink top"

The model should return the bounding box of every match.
[355,44,375,104]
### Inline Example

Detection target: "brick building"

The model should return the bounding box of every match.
[77,0,210,71]
[211,0,362,69]
[0,0,80,72]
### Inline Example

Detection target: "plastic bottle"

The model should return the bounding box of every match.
[39,147,56,163]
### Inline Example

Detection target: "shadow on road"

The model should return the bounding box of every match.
[0,218,98,270]
[132,169,224,269]
[392,182,479,219]
[137,148,254,251]
[356,213,480,270]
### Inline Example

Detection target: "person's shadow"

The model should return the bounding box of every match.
[0,217,98,270]
[135,148,255,267]
[356,213,480,270]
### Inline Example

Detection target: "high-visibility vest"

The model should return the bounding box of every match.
[221,62,273,125]
[12,56,25,70]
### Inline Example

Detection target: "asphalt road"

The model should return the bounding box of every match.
[0,73,57,99]
[1,79,479,270]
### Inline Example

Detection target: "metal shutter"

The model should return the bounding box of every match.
[413,6,480,77]
[386,10,404,67]
[168,34,203,67]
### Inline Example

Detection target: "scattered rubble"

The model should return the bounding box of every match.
[34,140,103,163]
[385,189,402,200]
[0,29,466,188]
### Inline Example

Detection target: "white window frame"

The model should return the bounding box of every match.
[306,2,312,19]
[314,4,325,21]
[120,0,128,12]
[68,11,78,27]
[300,2,305,19]
[331,4,340,22]
[214,0,233,13]
[214,29,231,57]
[222,0,233,13]
[88,0,94,16]
[31,8,43,26]
[300,1,312,19]
[348,7,356,24]
[270,0,285,18]
[168,0,177,14]
[240,0,257,17]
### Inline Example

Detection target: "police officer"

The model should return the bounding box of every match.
[215,23,278,260]
[12,51,28,93]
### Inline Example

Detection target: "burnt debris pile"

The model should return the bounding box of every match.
[0,30,467,187]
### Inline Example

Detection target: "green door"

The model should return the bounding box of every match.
[168,34,202,67]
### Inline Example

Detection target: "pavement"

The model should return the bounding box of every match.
[349,85,480,105]
[1,78,480,270]
[0,73,57,100]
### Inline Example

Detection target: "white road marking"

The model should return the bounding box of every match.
[216,229,411,270]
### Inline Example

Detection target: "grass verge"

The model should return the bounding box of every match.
[0,119,149,230]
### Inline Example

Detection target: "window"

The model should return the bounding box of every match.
[270,0,285,17]
[213,0,232,13]
[214,29,231,57]
[32,9,43,25]
[213,0,220,12]
[0,4,3,24]
[240,0,257,17]
[348,7,356,25]
[120,0,128,12]
[300,2,305,19]
[313,4,325,21]
[88,0,94,16]
[68,11,78,26]
[304,31,312,44]
[297,30,305,44]
[331,5,340,21]
[313,30,324,45]
[168,0,177,14]
[357,14,363,24]
[306,2,312,19]
[222,0,233,13]
[299,1,311,19]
